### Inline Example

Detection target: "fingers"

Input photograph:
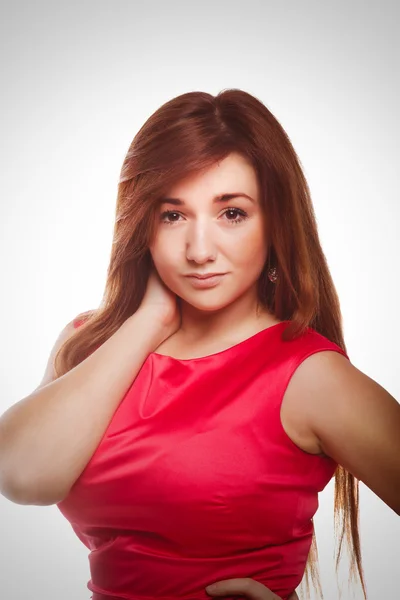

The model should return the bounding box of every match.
[206,578,281,600]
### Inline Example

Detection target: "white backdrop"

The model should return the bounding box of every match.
[0,1,399,599]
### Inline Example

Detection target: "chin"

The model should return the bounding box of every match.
[179,293,240,314]
[186,303,227,313]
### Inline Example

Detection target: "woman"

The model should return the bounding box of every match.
[0,89,399,600]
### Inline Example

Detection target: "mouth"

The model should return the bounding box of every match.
[185,273,227,288]
[185,273,227,280]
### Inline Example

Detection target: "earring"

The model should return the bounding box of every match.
[267,267,278,283]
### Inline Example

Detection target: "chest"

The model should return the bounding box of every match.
[155,336,321,456]
[58,354,336,556]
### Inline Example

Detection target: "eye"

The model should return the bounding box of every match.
[159,210,183,225]
[159,208,249,226]
[221,208,248,224]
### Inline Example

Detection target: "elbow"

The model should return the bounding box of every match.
[0,470,65,506]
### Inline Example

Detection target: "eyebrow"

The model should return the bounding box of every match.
[158,193,255,206]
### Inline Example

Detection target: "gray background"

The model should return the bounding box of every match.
[0,1,399,599]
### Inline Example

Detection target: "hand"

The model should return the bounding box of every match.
[138,267,181,338]
[205,578,299,600]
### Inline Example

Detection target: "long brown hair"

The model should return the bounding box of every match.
[54,89,367,599]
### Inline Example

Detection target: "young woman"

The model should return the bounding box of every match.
[0,89,399,600]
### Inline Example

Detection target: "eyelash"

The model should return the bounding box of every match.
[159,208,249,226]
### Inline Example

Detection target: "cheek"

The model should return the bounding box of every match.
[149,236,179,278]
[229,226,267,269]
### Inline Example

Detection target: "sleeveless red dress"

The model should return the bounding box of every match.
[56,318,349,600]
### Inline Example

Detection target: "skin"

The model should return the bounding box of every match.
[206,577,299,599]
[149,152,299,598]
[149,151,281,358]
[149,151,400,595]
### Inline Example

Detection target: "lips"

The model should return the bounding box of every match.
[185,274,226,279]
[185,274,227,288]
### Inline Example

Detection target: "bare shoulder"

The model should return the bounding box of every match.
[281,350,354,456]
[286,349,352,394]
[282,350,400,514]
[33,310,94,392]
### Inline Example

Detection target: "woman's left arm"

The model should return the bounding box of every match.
[291,350,400,515]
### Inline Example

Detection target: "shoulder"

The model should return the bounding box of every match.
[72,309,96,328]
[284,348,352,407]
[51,310,95,349]
[283,348,400,513]
[289,345,397,437]
[278,326,350,430]
[281,348,350,456]
[33,311,93,391]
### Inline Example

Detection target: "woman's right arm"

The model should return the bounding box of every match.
[0,307,173,506]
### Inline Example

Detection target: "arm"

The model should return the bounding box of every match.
[0,309,168,506]
[290,350,400,515]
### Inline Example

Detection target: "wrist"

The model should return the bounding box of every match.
[125,308,170,346]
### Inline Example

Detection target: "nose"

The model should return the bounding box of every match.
[186,220,217,264]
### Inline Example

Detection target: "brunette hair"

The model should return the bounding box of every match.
[54,89,366,600]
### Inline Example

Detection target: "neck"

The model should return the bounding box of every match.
[178,289,276,344]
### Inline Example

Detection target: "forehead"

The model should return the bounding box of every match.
[164,152,259,200]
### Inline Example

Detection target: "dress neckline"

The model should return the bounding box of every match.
[150,320,289,363]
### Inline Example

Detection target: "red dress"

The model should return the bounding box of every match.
[56,318,349,600]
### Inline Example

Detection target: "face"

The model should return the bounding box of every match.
[149,152,269,313]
